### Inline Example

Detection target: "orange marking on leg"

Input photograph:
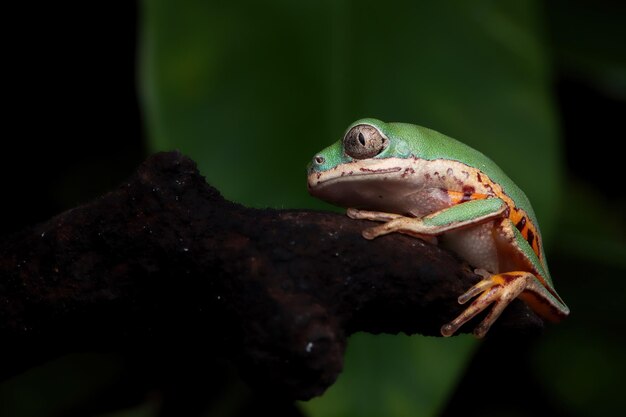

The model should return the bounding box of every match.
[491,275,507,285]
[446,190,489,205]
[441,271,546,337]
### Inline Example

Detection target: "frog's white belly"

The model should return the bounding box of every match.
[440,222,499,273]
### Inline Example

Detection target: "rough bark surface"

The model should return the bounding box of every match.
[0,151,543,399]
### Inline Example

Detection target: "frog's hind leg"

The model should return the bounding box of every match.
[440,271,550,338]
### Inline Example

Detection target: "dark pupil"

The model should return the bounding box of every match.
[358,132,366,146]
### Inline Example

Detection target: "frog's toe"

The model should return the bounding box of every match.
[441,272,534,338]
[360,220,404,239]
[361,218,439,244]
[472,295,512,337]
[346,208,364,219]
[473,268,492,279]
[441,284,500,337]
[346,208,403,222]
[458,279,495,304]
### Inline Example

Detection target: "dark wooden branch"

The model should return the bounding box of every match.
[0,151,542,399]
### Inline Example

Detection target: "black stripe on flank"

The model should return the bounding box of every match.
[526,229,535,248]
[516,216,527,231]
[461,185,475,202]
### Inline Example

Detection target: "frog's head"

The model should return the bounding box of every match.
[307,118,418,211]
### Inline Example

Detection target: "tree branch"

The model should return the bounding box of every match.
[0,151,542,399]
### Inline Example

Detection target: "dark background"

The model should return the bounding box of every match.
[1,1,624,416]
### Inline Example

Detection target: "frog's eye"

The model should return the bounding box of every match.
[343,124,388,159]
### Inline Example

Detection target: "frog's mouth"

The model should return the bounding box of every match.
[308,159,403,186]
[307,158,418,212]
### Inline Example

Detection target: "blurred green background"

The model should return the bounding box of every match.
[1,0,625,416]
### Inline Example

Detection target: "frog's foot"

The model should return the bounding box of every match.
[347,209,438,244]
[440,271,537,338]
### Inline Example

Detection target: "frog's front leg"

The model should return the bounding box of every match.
[346,208,405,222]
[353,198,507,240]
[346,208,438,244]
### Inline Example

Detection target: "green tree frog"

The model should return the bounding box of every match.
[307,118,569,337]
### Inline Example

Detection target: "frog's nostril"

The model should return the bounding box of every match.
[314,155,325,165]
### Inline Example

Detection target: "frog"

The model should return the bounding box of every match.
[307,118,569,337]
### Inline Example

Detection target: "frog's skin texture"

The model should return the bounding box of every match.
[307,118,569,337]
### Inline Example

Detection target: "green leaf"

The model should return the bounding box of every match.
[300,334,476,417]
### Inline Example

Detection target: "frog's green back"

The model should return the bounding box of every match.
[352,118,551,281]
[355,119,538,227]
